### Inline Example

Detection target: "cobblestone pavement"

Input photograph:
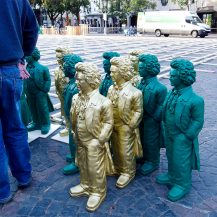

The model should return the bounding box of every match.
[1,35,217,217]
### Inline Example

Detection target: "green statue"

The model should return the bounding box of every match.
[156,58,204,201]
[137,54,167,175]
[20,91,32,126]
[62,54,83,175]
[25,48,54,134]
[99,51,120,96]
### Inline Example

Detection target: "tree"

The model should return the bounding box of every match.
[171,0,193,9]
[63,0,90,25]
[43,0,66,26]
[105,0,156,24]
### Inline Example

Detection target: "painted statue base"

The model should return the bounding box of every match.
[28,124,60,143]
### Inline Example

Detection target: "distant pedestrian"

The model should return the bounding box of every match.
[0,0,38,204]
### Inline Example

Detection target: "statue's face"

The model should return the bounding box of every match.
[103,59,111,74]
[63,62,76,78]
[110,64,121,82]
[75,71,89,92]
[169,68,182,88]
[138,62,148,78]
[25,56,34,64]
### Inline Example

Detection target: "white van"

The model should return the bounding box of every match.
[137,11,211,38]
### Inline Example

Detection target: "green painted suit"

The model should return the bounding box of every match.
[25,62,54,128]
[138,77,167,165]
[162,86,204,189]
[63,77,78,162]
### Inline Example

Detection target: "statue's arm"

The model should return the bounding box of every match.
[185,97,204,140]
[98,100,114,144]
[129,91,143,129]
[153,86,167,121]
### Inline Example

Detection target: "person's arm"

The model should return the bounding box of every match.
[22,0,39,57]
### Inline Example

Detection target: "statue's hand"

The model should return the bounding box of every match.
[18,63,30,80]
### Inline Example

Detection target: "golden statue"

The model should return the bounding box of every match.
[69,62,115,212]
[55,47,71,136]
[129,49,144,86]
[108,57,143,188]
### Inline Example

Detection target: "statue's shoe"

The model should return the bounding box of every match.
[69,184,89,197]
[59,128,69,137]
[116,174,135,189]
[27,122,40,132]
[63,163,79,175]
[41,125,50,134]
[86,194,106,212]
[140,162,159,176]
[66,154,73,163]
[167,185,189,202]
[156,173,171,185]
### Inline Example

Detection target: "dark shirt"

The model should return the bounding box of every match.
[0,0,38,65]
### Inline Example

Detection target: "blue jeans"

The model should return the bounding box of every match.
[0,66,31,200]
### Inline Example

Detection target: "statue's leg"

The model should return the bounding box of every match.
[69,141,88,197]
[85,139,106,211]
[26,93,40,131]
[140,118,160,175]
[36,92,50,134]
[156,130,173,185]
[63,128,78,175]
[115,126,136,188]
[167,133,192,201]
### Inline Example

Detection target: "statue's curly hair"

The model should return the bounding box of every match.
[31,47,40,61]
[75,62,101,89]
[63,54,83,76]
[170,58,196,86]
[55,47,72,59]
[110,57,133,81]
[138,54,160,76]
[103,51,120,60]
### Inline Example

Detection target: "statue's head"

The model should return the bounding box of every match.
[110,57,133,83]
[129,50,144,74]
[55,47,71,65]
[103,52,120,74]
[75,62,101,93]
[170,58,196,88]
[26,47,40,63]
[63,54,83,78]
[138,54,160,78]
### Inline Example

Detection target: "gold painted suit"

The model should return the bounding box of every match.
[70,89,115,196]
[54,67,69,127]
[108,81,143,177]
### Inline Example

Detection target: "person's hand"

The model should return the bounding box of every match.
[18,63,30,80]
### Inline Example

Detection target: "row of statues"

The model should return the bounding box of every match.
[22,47,204,212]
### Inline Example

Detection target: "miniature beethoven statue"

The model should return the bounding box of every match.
[137,54,167,175]
[129,49,144,86]
[25,48,54,134]
[62,54,83,175]
[108,57,143,188]
[156,58,204,201]
[69,62,114,212]
[55,47,71,137]
[99,51,120,96]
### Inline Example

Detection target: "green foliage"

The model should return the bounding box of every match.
[171,0,189,9]
[63,0,90,24]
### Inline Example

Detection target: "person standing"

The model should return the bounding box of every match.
[0,0,38,204]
